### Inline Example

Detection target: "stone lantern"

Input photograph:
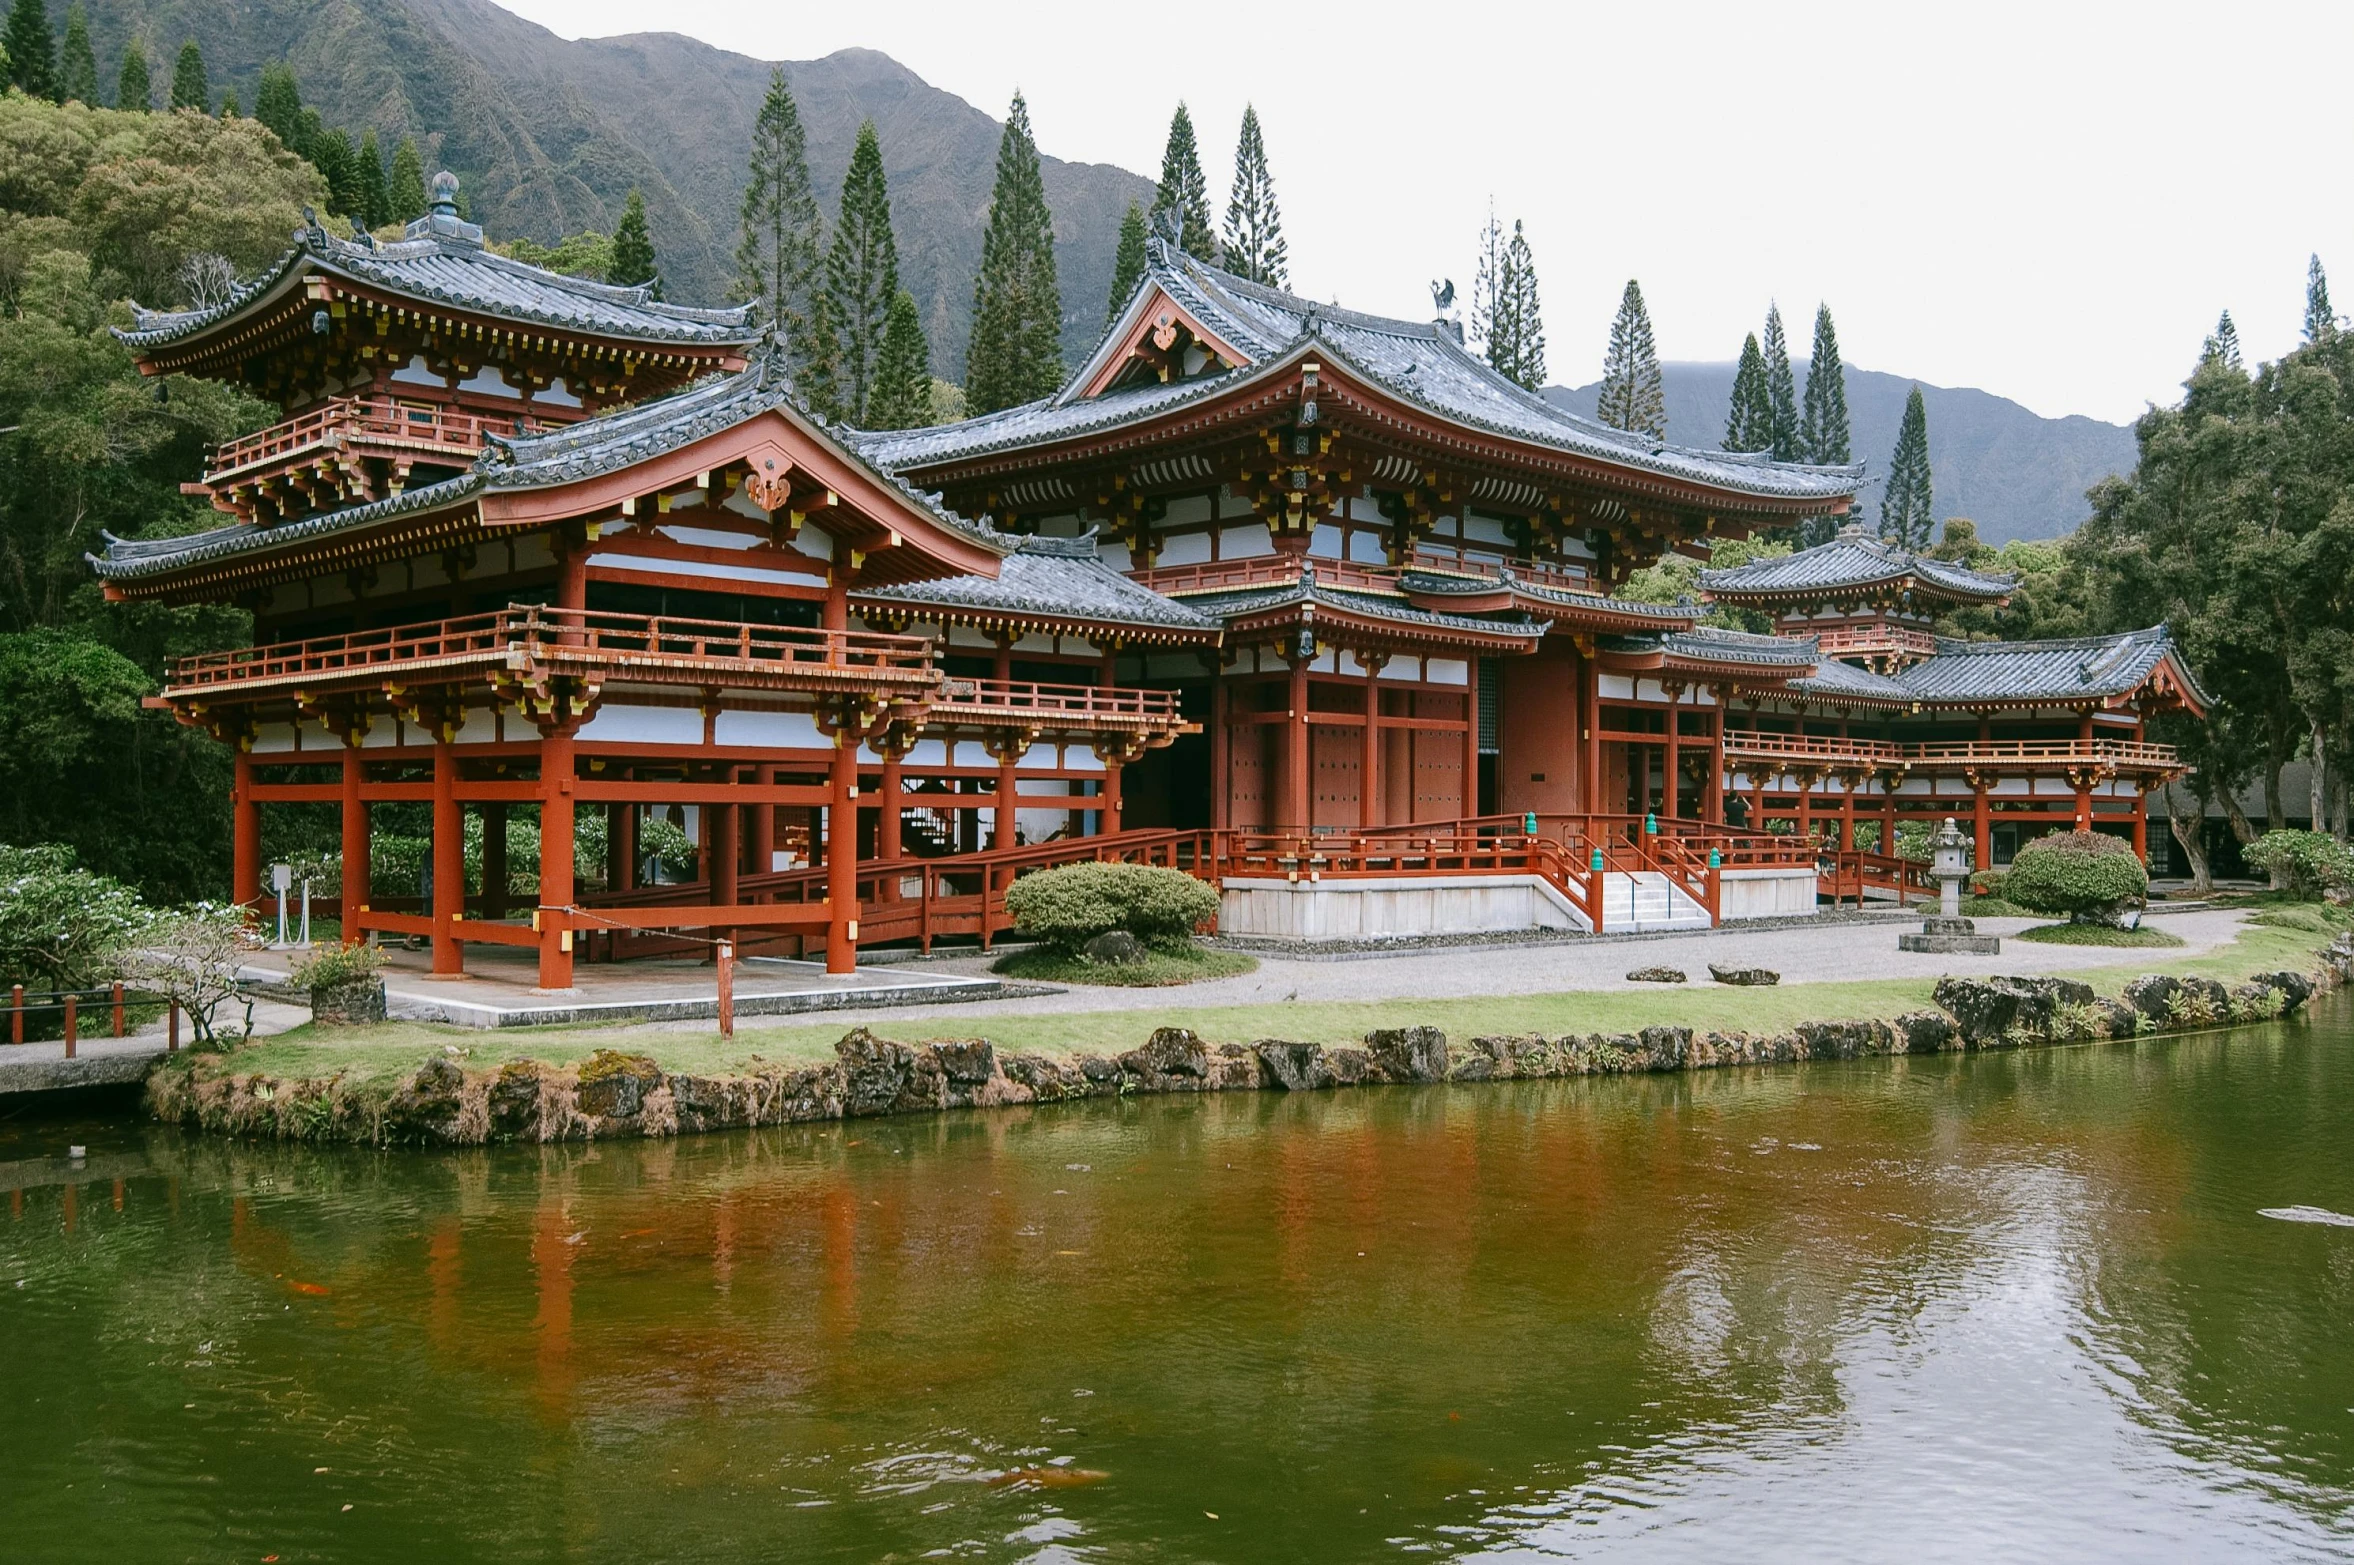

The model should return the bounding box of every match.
[1899,816,2000,954]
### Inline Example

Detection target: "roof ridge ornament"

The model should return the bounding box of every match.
[403,170,484,248]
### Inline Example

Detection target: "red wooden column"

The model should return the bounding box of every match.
[1840,775,1858,852]
[1794,768,1814,846]
[1581,648,1603,816]
[1972,776,1992,870]
[431,738,464,976]
[878,742,906,861]
[232,748,261,910]
[1662,686,1682,819]
[2074,709,2096,828]
[824,732,859,976]
[1360,655,1384,828]
[1286,652,1310,833]
[1461,659,1479,819]
[1209,667,1231,832]
[748,764,775,875]
[340,741,369,945]
[1704,694,1725,824]
[994,738,1021,850]
[537,730,576,990]
[1102,752,1124,830]
[2133,785,2150,862]
[610,801,636,892]
[709,776,738,911]
[481,801,509,920]
[1881,770,1898,856]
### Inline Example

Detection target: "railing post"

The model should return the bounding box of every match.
[9,984,19,1045]
[63,995,76,1059]
[111,982,124,1038]
[168,997,180,1053]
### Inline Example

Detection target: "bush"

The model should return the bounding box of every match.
[2003,831,2148,923]
[290,943,380,991]
[1002,862,1221,953]
[2241,830,2354,900]
[1970,869,2008,897]
[0,842,151,992]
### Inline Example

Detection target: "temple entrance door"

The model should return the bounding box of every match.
[1226,724,1271,830]
[1311,726,1358,831]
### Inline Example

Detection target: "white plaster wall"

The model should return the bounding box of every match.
[580,705,704,745]
[1219,874,1590,939]
[1717,869,1820,920]
[715,710,826,750]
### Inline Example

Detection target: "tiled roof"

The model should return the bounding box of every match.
[1895,626,2203,706]
[116,208,759,353]
[862,244,1864,507]
[1786,656,1916,704]
[856,533,1219,635]
[1600,627,1822,670]
[1185,573,1548,644]
[1397,569,1700,628]
[92,346,995,583]
[1699,526,2015,602]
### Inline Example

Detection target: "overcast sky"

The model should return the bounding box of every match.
[498,0,2352,426]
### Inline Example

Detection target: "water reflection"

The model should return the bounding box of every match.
[2,1002,2351,1561]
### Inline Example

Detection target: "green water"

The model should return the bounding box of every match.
[5,1001,2354,1563]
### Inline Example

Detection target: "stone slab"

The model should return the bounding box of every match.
[1899,933,2003,954]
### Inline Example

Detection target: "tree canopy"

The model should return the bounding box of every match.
[965,91,1062,415]
[1596,279,1664,439]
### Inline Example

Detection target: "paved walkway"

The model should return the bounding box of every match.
[678,907,2255,1033]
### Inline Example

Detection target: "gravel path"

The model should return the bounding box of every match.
[706,908,2253,1033]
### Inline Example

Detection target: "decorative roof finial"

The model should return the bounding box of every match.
[405,170,484,247]
[429,170,459,218]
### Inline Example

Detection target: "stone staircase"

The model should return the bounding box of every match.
[1597,871,1713,933]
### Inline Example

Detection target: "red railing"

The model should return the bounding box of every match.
[1809,623,1938,661]
[204,397,531,484]
[928,677,1184,725]
[1127,555,1402,596]
[1823,850,1933,905]
[1402,549,1594,594]
[1722,729,2181,772]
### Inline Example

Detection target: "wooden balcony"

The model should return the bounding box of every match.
[1807,623,1939,662]
[188,397,542,523]
[1400,548,1594,593]
[1128,554,1402,596]
[1721,728,2183,775]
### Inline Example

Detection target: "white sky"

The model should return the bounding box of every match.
[497,0,2354,425]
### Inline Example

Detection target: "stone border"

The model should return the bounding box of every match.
[145,936,2354,1147]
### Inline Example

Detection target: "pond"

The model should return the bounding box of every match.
[5,998,2353,1562]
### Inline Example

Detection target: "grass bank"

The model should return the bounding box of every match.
[192,916,2339,1085]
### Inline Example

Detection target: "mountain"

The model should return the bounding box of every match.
[1547,364,2138,544]
[68,0,1155,370]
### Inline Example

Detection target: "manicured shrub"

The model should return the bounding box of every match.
[2241,829,2354,900]
[2004,831,2148,923]
[1003,862,1221,952]
[290,942,380,991]
[1970,868,2008,897]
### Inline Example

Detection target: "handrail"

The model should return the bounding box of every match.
[205,396,536,481]
[1400,548,1595,593]
[932,677,1184,721]
[1127,555,1403,596]
[1722,729,2181,770]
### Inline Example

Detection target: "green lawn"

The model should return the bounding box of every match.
[178,918,2341,1089]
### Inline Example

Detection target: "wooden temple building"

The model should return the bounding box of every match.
[96,187,2207,984]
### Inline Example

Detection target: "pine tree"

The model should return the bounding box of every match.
[1153,102,1214,261]
[965,91,1064,415]
[1761,303,1800,460]
[611,189,658,293]
[1879,385,1934,550]
[2305,254,2335,343]
[1485,220,1544,390]
[1724,332,1770,450]
[1596,279,1665,440]
[1105,199,1147,326]
[4,0,56,100]
[865,289,933,431]
[1798,302,1851,464]
[254,61,304,151]
[114,37,147,109]
[57,2,93,104]
[168,39,206,112]
[825,120,900,424]
[736,70,828,386]
[356,130,389,229]
[1221,104,1286,286]
[311,128,361,220]
[2203,309,2243,370]
[1470,203,1505,356]
[217,89,236,117]
[388,137,427,224]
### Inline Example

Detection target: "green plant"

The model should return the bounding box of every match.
[2003,831,2148,922]
[2012,922,2185,948]
[992,942,1255,987]
[2241,830,2354,900]
[1002,862,1221,953]
[1970,868,2008,897]
[2248,905,2350,934]
[0,841,151,991]
[289,942,380,990]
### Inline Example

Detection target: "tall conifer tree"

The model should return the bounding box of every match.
[1761,303,1800,460]
[1879,385,1934,550]
[1106,200,1148,326]
[114,37,148,109]
[1153,102,1215,261]
[1724,333,1770,450]
[254,61,304,151]
[965,91,1063,414]
[866,289,933,431]
[311,128,360,220]
[1471,204,1505,356]
[388,137,427,224]
[1798,303,1851,463]
[2204,309,2243,370]
[168,40,205,111]
[736,71,830,394]
[1221,104,1286,286]
[1596,279,1665,440]
[2305,254,2335,343]
[825,120,901,424]
[1486,220,1545,390]
[356,129,388,228]
[4,0,57,100]
[57,3,93,103]
[611,190,658,292]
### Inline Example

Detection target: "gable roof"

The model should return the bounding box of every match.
[1894,626,2206,709]
[116,215,759,356]
[863,243,1865,509]
[855,533,1219,640]
[1700,525,2015,605]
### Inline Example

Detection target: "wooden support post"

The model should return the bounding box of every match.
[1103,755,1124,831]
[995,743,1020,850]
[1361,657,1383,829]
[2075,711,2095,828]
[1973,778,1992,871]
[749,764,776,874]
[9,984,20,1044]
[610,802,636,892]
[879,749,904,860]
[825,734,858,976]
[1210,669,1231,832]
[2133,787,2150,863]
[111,981,124,1039]
[341,743,369,945]
[1705,702,1725,824]
[537,730,576,991]
[1582,651,1603,817]
[63,995,75,1059]
[1795,769,1814,846]
[1286,653,1310,833]
[168,997,179,1053]
[1840,775,1857,853]
[715,940,735,1039]
[1663,689,1682,819]
[233,748,261,911]
[481,800,509,920]
[1881,772,1898,857]
[431,740,464,976]
[709,785,738,912]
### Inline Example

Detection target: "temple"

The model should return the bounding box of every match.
[97,186,2207,984]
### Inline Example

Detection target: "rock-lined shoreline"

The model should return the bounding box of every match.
[146,944,2351,1147]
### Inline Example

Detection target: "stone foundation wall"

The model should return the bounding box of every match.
[146,939,2353,1148]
